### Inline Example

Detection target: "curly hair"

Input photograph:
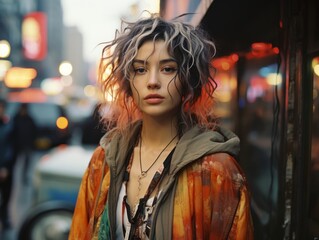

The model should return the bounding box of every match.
[98,13,217,133]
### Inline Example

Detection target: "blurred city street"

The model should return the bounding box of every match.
[1,150,44,240]
[0,125,84,240]
[0,0,318,239]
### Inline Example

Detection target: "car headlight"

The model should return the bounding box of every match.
[56,116,68,130]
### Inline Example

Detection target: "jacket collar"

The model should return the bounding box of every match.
[100,122,141,176]
[100,122,240,177]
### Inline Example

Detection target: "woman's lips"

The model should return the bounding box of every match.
[144,94,164,104]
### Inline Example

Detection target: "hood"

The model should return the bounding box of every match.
[169,125,240,175]
[100,122,142,177]
[100,122,240,177]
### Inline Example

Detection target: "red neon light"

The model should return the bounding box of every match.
[22,12,47,60]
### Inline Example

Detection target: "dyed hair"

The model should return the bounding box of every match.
[98,13,217,133]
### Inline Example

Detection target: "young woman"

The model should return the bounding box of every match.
[69,14,254,240]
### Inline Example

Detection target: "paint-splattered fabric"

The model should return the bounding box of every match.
[69,124,254,240]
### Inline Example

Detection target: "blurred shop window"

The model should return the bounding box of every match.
[213,44,282,239]
[238,53,282,240]
[212,54,238,131]
[309,56,319,238]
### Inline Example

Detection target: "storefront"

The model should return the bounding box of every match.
[161,0,319,239]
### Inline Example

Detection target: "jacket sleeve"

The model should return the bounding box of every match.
[211,153,254,240]
[69,146,106,240]
[229,183,254,240]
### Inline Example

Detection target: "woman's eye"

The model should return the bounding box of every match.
[162,66,177,73]
[134,67,146,74]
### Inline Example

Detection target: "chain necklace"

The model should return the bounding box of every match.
[138,134,177,181]
[132,134,178,216]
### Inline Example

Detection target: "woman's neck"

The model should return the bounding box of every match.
[140,117,178,148]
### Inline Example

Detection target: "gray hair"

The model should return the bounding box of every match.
[99,13,217,132]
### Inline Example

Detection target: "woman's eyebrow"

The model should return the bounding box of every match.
[159,58,177,64]
[132,58,177,65]
[132,59,146,65]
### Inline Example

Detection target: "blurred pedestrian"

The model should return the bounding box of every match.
[0,99,14,230]
[12,103,37,184]
[81,103,106,146]
[69,14,253,239]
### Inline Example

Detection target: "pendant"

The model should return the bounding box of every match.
[137,174,144,192]
[140,171,147,178]
[137,172,147,206]
[138,172,146,187]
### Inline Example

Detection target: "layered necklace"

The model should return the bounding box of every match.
[137,134,178,192]
[124,135,178,239]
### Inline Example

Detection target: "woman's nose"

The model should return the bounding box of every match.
[147,71,161,89]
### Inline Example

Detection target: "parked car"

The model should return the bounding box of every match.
[18,145,95,240]
[5,101,72,150]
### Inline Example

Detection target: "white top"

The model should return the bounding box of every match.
[116,182,157,240]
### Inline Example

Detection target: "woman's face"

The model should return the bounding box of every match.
[130,40,182,120]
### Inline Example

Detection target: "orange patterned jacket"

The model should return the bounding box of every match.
[69,123,254,239]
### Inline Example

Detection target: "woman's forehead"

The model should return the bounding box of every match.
[136,40,171,60]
